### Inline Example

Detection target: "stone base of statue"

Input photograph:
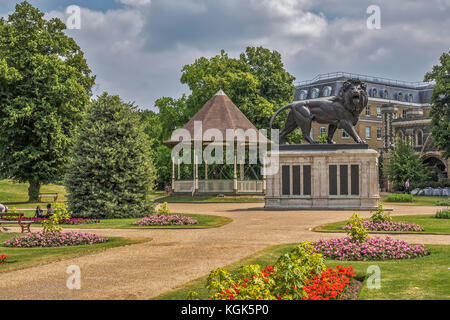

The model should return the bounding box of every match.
[264,144,379,210]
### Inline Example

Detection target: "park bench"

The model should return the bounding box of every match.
[39,193,58,202]
[0,213,32,233]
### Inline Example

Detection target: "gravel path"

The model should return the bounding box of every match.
[0,203,448,300]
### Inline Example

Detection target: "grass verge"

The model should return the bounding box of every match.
[0,232,149,274]
[315,215,450,234]
[154,243,450,300]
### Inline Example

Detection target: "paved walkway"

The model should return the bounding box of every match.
[0,204,448,300]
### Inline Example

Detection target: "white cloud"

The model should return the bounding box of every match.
[41,0,450,108]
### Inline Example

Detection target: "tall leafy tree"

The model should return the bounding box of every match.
[65,93,155,219]
[424,51,450,158]
[0,1,95,201]
[384,138,431,190]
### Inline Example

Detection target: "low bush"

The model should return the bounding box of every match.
[346,213,369,242]
[4,231,108,248]
[0,254,7,264]
[313,237,429,261]
[370,203,391,222]
[343,221,423,232]
[436,199,450,206]
[385,194,414,202]
[19,217,101,225]
[192,242,355,300]
[435,210,450,219]
[133,214,198,226]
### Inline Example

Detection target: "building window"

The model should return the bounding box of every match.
[320,127,326,136]
[371,88,377,97]
[377,148,382,154]
[299,90,308,100]
[377,107,381,117]
[408,94,413,102]
[365,106,371,116]
[365,126,371,139]
[342,130,349,139]
[402,109,407,119]
[383,90,389,99]
[377,127,382,140]
[397,92,403,101]
[416,130,423,146]
[322,86,332,97]
[311,88,319,99]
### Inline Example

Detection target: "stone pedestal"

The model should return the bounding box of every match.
[265,144,379,210]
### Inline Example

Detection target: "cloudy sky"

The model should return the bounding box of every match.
[1,0,449,109]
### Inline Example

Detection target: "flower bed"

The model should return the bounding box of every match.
[4,231,108,248]
[303,266,355,300]
[133,214,198,226]
[2,217,100,225]
[0,254,7,264]
[314,237,429,261]
[343,220,423,232]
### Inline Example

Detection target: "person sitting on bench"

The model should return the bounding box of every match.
[46,203,54,217]
[35,205,44,218]
[0,203,8,213]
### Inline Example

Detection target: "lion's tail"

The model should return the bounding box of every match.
[270,104,293,129]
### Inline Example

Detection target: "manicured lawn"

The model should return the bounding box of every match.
[382,195,449,206]
[154,243,450,300]
[0,179,166,210]
[0,232,149,274]
[315,215,450,234]
[155,196,264,203]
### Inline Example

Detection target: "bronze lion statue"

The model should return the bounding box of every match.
[270,79,368,144]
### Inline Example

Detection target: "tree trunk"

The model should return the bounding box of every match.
[28,180,41,202]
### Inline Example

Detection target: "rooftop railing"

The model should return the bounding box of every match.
[295,72,433,89]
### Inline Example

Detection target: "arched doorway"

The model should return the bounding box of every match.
[422,155,448,179]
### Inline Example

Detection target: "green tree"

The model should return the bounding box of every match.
[0,1,95,201]
[65,93,155,219]
[384,138,431,190]
[424,51,450,158]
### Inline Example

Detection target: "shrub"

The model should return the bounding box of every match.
[157,202,171,215]
[42,203,72,232]
[198,242,330,300]
[65,93,155,219]
[435,210,450,219]
[313,237,429,261]
[4,231,107,248]
[346,213,369,242]
[133,214,198,226]
[343,221,423,232]
[385,193,414,202]
[436,199,450,206]
[370,203,391,222]
[0,254,7,264]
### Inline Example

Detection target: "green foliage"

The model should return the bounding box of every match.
[436,199,450,206]
[424,51,450,158]
[65,93,155,219]
[41,203,72,232]
[317,133,328,144]
[346,213,369,242]
[435,210,450,219]
[157,202,171,216]
[370,203,392,222]
[203,242,325,300]
[0,1,95,201]
[385,193,414,202]
[384,138,432,190]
